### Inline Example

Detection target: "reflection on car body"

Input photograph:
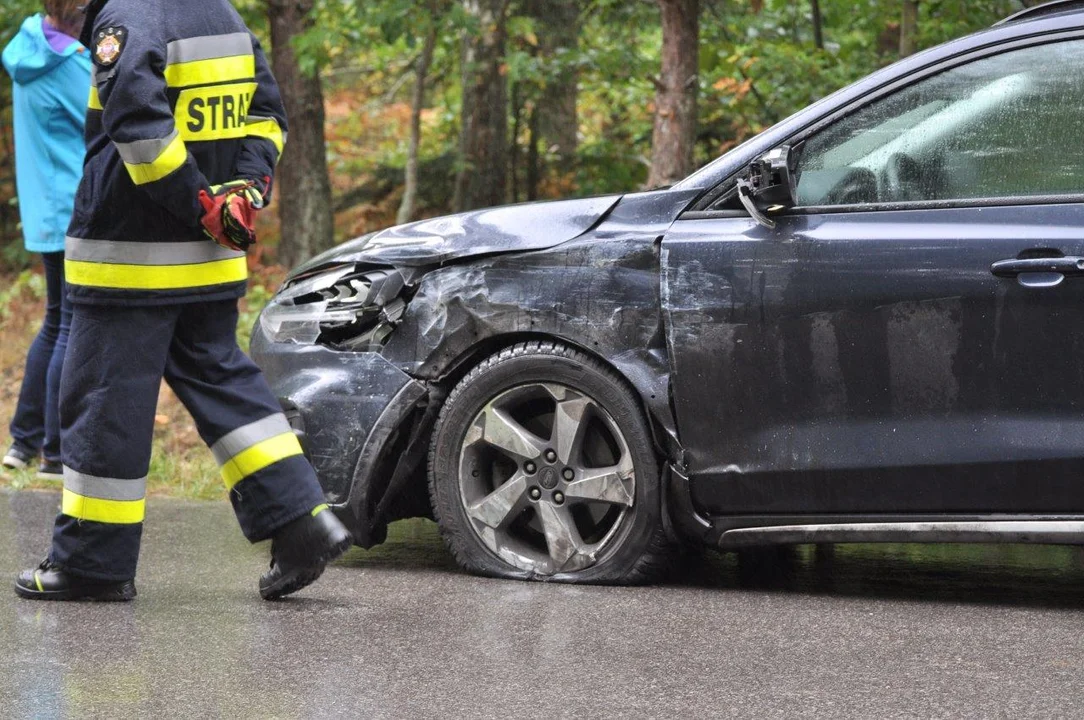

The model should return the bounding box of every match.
[253,1,1084,584]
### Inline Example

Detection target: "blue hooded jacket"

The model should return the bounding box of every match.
[2,15,91,253]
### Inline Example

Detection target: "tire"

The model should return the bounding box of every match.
[428,340,673,584]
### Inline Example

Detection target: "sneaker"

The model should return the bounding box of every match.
[37,459,63,481]
[14,559,136,602]
[259,504,353,600]
[2,445,35,471]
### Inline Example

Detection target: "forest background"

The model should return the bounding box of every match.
[0,0,1045,494]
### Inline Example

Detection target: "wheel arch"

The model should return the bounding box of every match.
[344,332,679,549]
[424,331,678,464]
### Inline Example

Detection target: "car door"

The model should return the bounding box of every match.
[663,35,1084,518]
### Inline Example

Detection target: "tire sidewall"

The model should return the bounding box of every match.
[430,345,662,584]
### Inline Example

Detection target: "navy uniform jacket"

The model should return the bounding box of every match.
[67,0,287,305]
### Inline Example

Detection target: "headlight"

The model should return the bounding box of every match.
[260,265,408,347]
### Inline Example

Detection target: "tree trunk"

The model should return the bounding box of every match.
[646,0,700,189]
[397,24,438,226]
[453,0,510,212]
[527,106,541,201]
[267,0,334,267]
[811,0,824,50]
[510,82,522,203]
[899,0,919,57]
[528,0,580,167]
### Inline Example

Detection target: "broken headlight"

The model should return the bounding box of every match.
[260,265,409,348]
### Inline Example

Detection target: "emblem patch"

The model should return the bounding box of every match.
[94,26,127,67]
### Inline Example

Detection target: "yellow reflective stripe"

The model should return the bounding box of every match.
[88,85,102,110]
[245,117,285,155]
[164,55,255,88]
[65,256,248,291]
[124,133,188,185]
[62,489,145,524]
[311,504,329,517]
[34,571,44,592]
[221,432,304,490]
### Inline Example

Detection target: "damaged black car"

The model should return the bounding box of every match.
[252,3,1084,583]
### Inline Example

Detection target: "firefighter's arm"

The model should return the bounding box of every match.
[232,33,288,205]
[93,24,210,227]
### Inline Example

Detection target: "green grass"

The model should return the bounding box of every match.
[1,466,60,492]
[2,436,224,500]
[145,439,224,500]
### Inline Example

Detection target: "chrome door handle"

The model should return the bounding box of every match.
[990,256,1084,278]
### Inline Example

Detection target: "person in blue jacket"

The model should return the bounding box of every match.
[1,0,90,480]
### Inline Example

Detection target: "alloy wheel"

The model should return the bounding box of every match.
[457,382,636,575]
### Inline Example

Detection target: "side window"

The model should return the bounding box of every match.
[795,40,1084,207]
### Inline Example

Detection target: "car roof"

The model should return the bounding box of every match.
[997,0,1084,26]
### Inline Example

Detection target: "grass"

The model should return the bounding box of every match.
[2,439,219,498]
[0,266,285,501]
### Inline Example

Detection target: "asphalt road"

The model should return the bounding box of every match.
[3,489,1084,719]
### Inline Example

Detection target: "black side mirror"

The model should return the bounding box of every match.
[736,145,797,229]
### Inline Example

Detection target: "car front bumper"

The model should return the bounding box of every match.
[250,321,429,546]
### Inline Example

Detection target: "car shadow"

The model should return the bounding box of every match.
[334,519,1084,608]
[672,543,1084,609]
[335,518,461,574]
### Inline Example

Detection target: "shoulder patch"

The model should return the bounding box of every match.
[94,26,127,67]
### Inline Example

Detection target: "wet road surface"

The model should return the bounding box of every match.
[3,489,1084,718]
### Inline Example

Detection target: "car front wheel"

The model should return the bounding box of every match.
[428,341,672,584]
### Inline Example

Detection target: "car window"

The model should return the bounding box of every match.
[795,39,1084,207]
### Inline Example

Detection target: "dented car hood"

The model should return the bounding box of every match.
[290,194,624,278]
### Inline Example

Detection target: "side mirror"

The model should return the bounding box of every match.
[736,145,797,229]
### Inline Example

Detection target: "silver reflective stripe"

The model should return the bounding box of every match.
[63,466,147,501]
[67,237,245,266]
[245,116,288,145]
[113,129,179,166]
[245,115,282,127]
[166,33,253,65]
[211,414,294,466]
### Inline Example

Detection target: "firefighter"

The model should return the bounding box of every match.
[14,0,353,602]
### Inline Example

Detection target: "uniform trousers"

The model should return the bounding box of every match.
[49,299,326,581]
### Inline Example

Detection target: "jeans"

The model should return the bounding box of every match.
[9,252,71,461]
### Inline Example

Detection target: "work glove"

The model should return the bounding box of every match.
[211,179,267,208]
[198,180,263,252]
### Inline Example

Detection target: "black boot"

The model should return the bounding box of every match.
[14,560,136,602]
[259,505,353,600]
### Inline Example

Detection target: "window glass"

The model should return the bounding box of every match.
[795,40,1084,206]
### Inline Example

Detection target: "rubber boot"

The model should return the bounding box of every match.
[14,560,136,601]
[259,505,353,600]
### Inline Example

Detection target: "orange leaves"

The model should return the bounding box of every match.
[712,76,754,102]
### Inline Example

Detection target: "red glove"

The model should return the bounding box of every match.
[199,182,259,252]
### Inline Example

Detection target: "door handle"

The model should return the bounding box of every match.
[991,256,1084,288]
